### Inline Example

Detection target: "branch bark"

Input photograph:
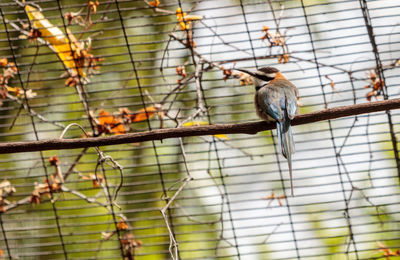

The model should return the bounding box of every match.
[0,98,399,154]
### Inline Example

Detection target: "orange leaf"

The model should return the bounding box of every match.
[117,218,129,231]
[132,107,157,122]
[149,0,160,7]
[0,58,7,67]
[88,1,99,14]
[97,109,126,135]
[98,109,119,125]
[110,123,126,135]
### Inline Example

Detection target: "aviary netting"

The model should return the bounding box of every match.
[0,0,399,259]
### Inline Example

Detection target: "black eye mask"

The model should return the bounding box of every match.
[256,74,275,82]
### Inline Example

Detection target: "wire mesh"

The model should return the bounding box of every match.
[0,0,399,259]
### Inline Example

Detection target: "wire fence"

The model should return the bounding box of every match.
[0,0,399,259]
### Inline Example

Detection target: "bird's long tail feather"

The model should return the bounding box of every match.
[277,121,295,196]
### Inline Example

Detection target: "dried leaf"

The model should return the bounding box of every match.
[2,62,18,82]
[27,29,42,42]
[262,191,286,206]
[0,180,16,206]
[377,241,400,259]
[121,233,142,248]
[261,25,270,40]
[98,109,117,125]
[184,15,202,21]
[101,231,115,240]
[222,67,232,81]
[6,86,36,99]
[88,1,99,14]
[176,65,186,77]
[238,72,253,86]
[149,0,160,7]
[110,123,126,135]
[117,218,129,231]
[278,53,290,64]
[373,80,384,91]
[6,87,22,97]
[96,109,126,135]
[324,75,336,91]
[118,107,133,123]
[65,76,79,87]
[25,5,86,78]
[49,156,59,166]
[132,106,158,122]
[365,70,383,101]
[29,193,41,204]
[176,8,201,31]
[0,58,7,67]
[30,182,51,204]
[23,89,37,99]
[81,173,103,188]
[176,65,187,83]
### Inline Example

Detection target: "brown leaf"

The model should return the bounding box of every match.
[49,156,59,166]
[65,76,80,87]
[222,67,232,81]
[27,29,42,42]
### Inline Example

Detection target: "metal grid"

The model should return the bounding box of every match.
[0,0,399,259]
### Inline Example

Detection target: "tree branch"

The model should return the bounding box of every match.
[0,98,399,154]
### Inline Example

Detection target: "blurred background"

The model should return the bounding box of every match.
[0,0,399,259]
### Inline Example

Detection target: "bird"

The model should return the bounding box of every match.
[236,67,299,196]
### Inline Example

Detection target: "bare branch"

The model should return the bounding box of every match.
[0,98,398,154]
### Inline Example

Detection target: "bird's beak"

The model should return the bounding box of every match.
[235,68,257,78]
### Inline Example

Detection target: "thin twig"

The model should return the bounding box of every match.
[195,59,205,113]
[160,176,191,260]
[6,94,65,129]
[61,186,108,208]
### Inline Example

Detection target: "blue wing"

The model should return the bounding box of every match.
[258,81,298,195]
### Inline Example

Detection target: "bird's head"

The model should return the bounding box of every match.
[236,67,283,91]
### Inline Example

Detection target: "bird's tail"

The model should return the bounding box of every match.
[276,118,295,196]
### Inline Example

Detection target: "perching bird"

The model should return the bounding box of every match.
[236,67,299,196]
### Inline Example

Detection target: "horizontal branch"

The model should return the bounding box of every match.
[0,98,399,154]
